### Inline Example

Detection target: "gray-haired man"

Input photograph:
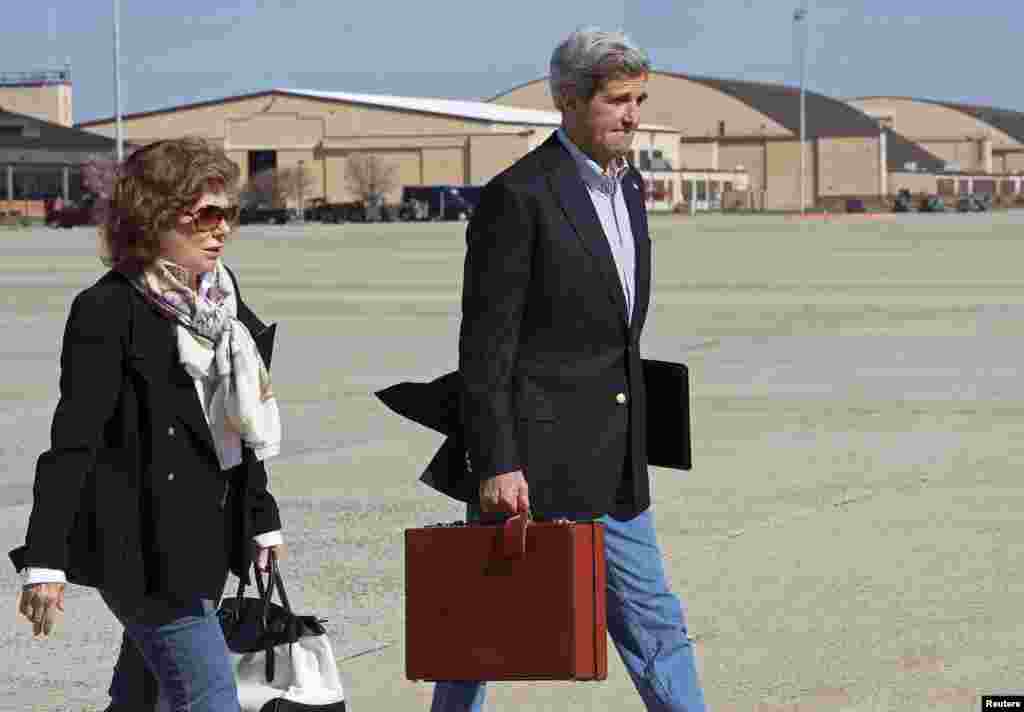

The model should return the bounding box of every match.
[430,28,707,712]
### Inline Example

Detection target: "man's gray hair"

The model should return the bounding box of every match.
[549,27,651,111]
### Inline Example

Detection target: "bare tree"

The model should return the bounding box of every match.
[345,154,397,204]
[80,153,119,224]
[240,165,316,210]
[277,164,316,213]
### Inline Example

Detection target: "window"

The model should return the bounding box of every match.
[974,179,995,195]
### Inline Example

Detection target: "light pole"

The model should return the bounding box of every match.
[794,2,811,215]
[113,0,123,162]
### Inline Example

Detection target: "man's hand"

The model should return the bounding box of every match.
[17,582,65,638]
[256,543,286,573]
[480,470,530,515]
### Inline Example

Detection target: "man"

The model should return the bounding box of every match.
[430,28,706,712]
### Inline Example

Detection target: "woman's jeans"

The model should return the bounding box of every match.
[100,589,240,712]
[430,508,706,712]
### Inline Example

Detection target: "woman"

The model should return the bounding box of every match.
[11,137,285,712]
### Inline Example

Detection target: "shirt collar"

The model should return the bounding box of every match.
[556,128,629,195]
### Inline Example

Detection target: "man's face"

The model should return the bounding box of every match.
[564,73,649,168]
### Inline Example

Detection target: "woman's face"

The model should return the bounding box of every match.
[158,187,234,278]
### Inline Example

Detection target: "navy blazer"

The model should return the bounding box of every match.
[458,133,653,519]
[10,269,281,600]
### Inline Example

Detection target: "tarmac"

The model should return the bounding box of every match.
[2,212,1023,711]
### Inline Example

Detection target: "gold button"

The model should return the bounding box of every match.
[168,426,176,437]
[616,392,627,404]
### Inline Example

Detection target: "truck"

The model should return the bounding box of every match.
[400,185,479,221]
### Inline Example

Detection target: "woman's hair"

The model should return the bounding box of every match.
[549,27,651,111]
[101,136,240,268]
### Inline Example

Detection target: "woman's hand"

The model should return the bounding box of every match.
[17,582,65,637]
[255,543,286,572]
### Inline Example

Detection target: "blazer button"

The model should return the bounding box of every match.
[616,392,627,404]
[167,472,175,481]
[167,426,176,437]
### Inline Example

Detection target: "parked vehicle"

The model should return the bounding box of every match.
[239,205,292,225]
[400,185,477,221]
[46,195,97,228]
[893,189,914,213]
[918,195,946,213]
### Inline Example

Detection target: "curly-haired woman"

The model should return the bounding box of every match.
[10,136,286,712]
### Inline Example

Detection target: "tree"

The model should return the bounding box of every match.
[345,154,397,205]
[277,164,316,213]
[80,153,119,224]
[240,165,316,209]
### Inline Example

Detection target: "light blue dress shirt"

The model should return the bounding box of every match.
[556,129,637,324]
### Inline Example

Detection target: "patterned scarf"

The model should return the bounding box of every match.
[126,258,281,470]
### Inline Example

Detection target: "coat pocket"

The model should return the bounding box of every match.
[516,381,556,422]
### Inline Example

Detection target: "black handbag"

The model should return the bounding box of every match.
[217,555,347,712]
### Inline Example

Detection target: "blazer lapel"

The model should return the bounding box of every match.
[543,138,630,325]
[622,169,652,336]
[128,295,219,459]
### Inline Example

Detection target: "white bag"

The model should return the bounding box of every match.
[218,556,347,712]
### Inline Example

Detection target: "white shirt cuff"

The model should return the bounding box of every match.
[22,568,67,586]
[253,530,283,548]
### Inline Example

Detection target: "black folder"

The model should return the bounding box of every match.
[253,323,277,368]
[376,359,691,503]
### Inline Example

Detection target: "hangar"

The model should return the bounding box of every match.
[490,71,964,211]
[77,89,704,210]
[847,97,1024,200]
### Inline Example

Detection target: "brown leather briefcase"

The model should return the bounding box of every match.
[405,514,607,682]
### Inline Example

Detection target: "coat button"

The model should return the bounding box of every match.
[167,472,175,481]
[167,426,176,437]
[616,392,627,404]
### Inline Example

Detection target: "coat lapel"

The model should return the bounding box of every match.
[622,168,652,337]
[542,136,630,325]
[128,294,219,459]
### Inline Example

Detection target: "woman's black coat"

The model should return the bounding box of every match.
[9,269,281,600]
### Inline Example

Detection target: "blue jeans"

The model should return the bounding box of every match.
[430,508,706,712]
[100,590,240,712]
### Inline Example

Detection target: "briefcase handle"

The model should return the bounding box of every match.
[502,513,529,560]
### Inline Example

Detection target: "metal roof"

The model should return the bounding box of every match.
[279,88,677,131]
[664,73,881,139]
[852,97,1024,144]
[0,108,115,151]
[76,89,676,133]
[884,129,947,173]
[491,72,883,139]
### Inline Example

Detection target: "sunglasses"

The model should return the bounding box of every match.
[183,204,240,231]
